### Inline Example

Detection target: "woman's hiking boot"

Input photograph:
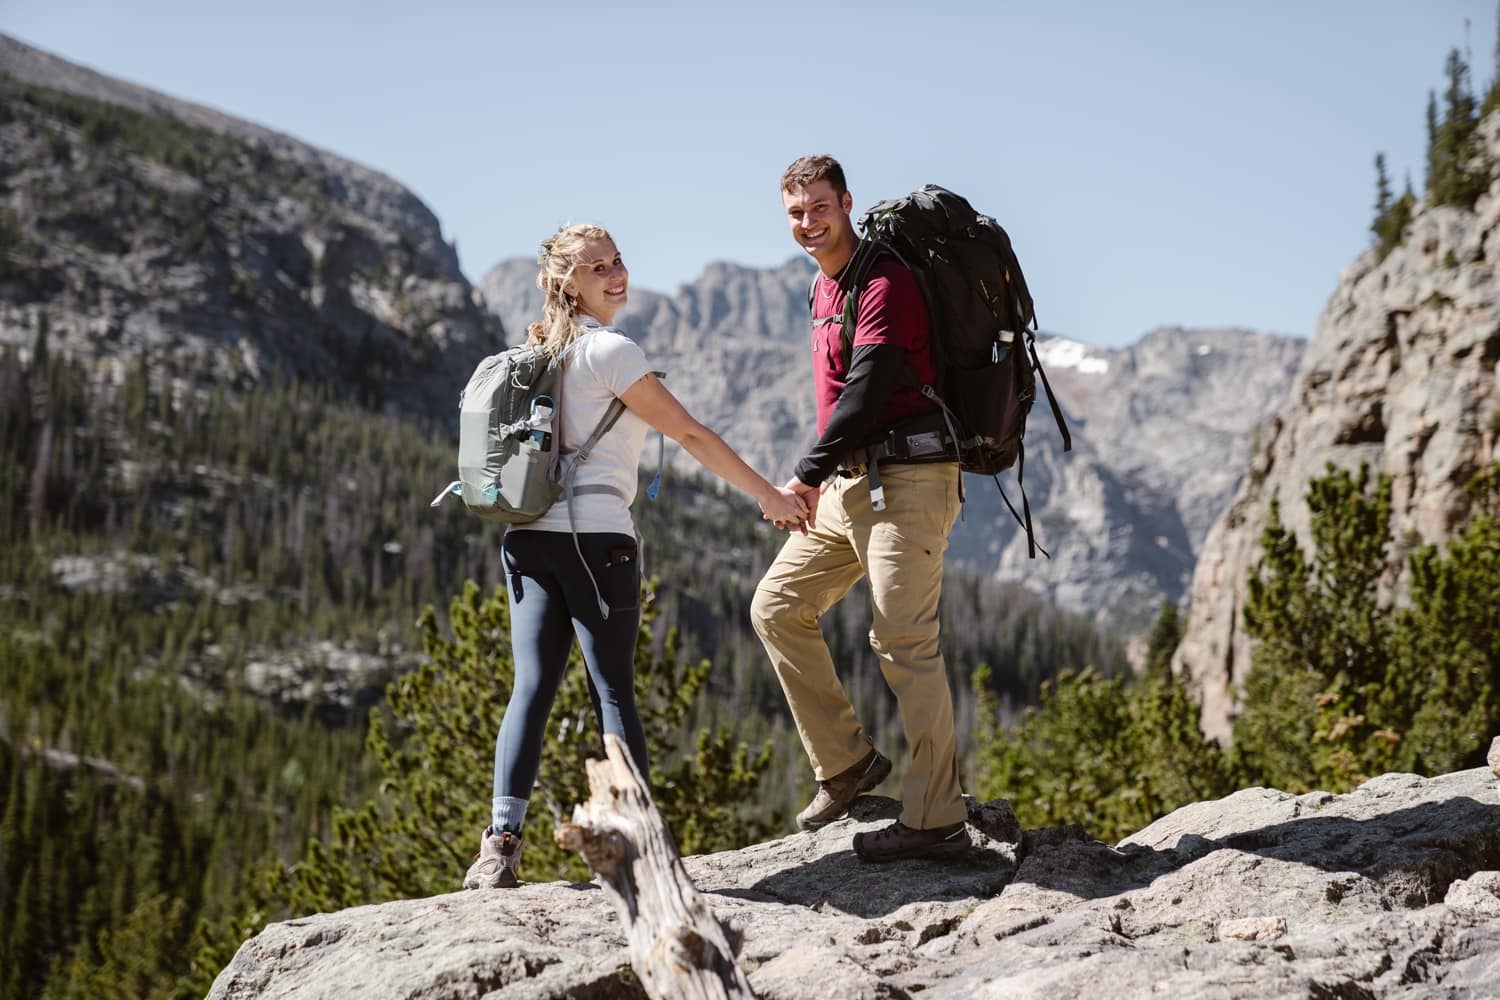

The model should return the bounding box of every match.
[852,819,968,862]
[796,747,892,830]
[463,828,523,889]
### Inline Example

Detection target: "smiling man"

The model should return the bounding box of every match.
[750,154,969,862]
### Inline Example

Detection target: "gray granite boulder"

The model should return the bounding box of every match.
[210,765,1500,999]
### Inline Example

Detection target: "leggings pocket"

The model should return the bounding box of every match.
[597,538,640,613]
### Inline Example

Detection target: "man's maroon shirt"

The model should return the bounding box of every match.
[810,257,938,437]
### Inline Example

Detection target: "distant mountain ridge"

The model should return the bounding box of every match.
[0,32,502,418]
[480,257,1305,636]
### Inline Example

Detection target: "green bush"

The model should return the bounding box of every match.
[972,460,1500,844]
[1234,462,1499,790]
[971,600,1233,845]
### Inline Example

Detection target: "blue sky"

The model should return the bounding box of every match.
[4,1,1495,346]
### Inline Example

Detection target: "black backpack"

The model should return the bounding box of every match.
[830,184,1072,554]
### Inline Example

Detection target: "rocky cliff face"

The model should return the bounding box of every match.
[480,258,1304,635]
[208,755,1500,999]
[1175,119,1500,741]
[0,33,502,419]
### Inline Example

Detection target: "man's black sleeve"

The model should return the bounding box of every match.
[793,343,907,488]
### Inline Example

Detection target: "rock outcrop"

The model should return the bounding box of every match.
[0,33,502,421]
[1175,118,1500,740]
[210,763,1500,998]
[479,256,1304,636]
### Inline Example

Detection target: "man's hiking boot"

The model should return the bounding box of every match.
[853,820,968,863]
[463,828,523,889]
[796,747,892,831]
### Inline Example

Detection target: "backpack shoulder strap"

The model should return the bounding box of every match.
[837,238,895,368]
[809,272,843,330]
[566,398,629,469]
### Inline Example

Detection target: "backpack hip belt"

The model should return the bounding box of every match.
[835,413,958,478]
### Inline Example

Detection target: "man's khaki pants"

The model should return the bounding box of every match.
[750,461,967,830]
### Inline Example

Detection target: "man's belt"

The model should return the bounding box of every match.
[836,414,958,479]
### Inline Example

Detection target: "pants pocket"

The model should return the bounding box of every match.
[598,540,640,613]
[502,534,525,602]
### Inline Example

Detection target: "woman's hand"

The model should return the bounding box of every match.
[759,484,810,532]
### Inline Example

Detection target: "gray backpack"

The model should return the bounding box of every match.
[430,343,628,523]
[431,337,662,616]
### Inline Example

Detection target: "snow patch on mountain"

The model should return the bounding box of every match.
[1036,336,1110,375]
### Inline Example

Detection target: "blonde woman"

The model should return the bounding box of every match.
[464,223,807,889]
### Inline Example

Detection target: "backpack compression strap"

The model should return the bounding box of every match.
[1028,333,1073,454]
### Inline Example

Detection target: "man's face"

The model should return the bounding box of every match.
[782,180,856,268]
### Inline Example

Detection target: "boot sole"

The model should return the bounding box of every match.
[796,753,894,831]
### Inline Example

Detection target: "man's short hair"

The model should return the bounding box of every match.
[781,154,847,198]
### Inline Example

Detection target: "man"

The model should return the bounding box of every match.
[751,154,968,862]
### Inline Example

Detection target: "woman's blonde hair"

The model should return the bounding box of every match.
[526,223,614,357]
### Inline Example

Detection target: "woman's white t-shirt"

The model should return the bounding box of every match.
[514,317,652,536]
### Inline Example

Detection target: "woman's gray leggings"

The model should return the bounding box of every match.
[491,528,650,835]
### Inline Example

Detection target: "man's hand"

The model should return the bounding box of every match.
[760,484,809,531]
[784,477,821,532]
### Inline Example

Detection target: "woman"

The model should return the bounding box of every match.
[464,223,807,889]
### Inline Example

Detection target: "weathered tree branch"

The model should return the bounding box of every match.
[555,733,754,1000]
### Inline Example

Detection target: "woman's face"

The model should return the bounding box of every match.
[565,238,628,324]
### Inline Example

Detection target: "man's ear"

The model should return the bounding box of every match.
[841,190,853,214]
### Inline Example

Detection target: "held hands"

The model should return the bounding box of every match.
[777,478,822,534]
[790,478,820,531]
[760,484,810,533]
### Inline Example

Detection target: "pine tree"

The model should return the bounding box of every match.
[1427,90,1441,175]
[1483,1,1500,116]
[1427,48,1491,207]
[1373,153,1393,220]
[1143,601,1184,679]
[1234,462,1500,791]
[1370,154,1415,260]
[970,645,1232,845]
[1234,464,1395,790]
[1383,465,1500,773]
